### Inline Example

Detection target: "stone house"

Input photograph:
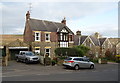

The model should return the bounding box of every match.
[99,38,112,56]
[74,31,100,58]
[109,38,120,55]
[24,11,74,59]
[116,42,120,55]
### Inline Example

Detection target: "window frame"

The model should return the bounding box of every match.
[34,47,40,55]
[45,48,50,57]
[59,42,68,47]
[45,33,50,42]
[35,32,41,41]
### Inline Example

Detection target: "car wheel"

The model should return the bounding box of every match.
[90,65,94,69]
[74,65,79,70]
[16,58,20,62]
[25,59,29,64]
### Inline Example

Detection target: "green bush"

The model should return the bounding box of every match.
[90,58,98,63]
[55,45,90,57]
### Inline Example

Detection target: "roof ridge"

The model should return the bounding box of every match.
[30,18,61,24]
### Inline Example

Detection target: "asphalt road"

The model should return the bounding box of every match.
[2,61,119,81]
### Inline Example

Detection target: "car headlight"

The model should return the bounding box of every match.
[30,58,33,60]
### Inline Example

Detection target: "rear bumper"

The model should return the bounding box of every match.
[63,64,74,68]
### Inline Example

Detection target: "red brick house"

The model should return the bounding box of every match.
[24,11,74,58]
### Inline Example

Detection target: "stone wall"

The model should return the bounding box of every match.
[32,42,58,59]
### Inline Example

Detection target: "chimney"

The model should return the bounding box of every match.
[94,32,99,39]
[76,30,81,36]
[26,11,30,20]
[61,17,66,25]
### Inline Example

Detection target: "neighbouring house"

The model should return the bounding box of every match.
[74,31,100,58]
[116,42,120,55]
[99,38,113,56]
[24,11,74,59]
[109,38,120,55]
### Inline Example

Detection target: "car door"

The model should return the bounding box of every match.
[77,58,84,67]
[20,52,25,60]
[82,58,90,68]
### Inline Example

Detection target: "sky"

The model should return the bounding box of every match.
[0,1,118,38]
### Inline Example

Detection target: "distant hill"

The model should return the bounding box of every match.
[0,34,23,46]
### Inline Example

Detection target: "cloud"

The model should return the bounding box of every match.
[1,2,118,38]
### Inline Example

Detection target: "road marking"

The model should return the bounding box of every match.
[2,69,31,74]
[2,75,25,77]
[36,73,50,76]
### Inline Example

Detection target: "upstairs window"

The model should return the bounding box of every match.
[59,33,68,41]
[35,32,40,41]
[45,33,50,42]
[69,35,73,41]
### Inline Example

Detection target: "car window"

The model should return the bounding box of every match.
[65,58,72,60]
[73,58,79,61]
[83,58,89,62]
[78,58,84,61]
[26,52,35,56]
[73,58,83,61]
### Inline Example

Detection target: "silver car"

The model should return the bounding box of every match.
[63,57,95,70]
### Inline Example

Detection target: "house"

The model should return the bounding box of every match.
[99,38,112,56]
[24,11,74,59]
[109,38,120,55]
[74,31,100,58]
[116,42,120,55]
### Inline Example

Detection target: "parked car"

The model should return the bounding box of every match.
[15,51,40,64]
[63,57,95,70]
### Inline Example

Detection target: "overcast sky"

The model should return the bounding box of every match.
[0,1,118,38]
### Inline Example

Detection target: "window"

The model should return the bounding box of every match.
[45,33,50,42]
[73,58,83,61]
[59,33,68,41]
[69,35,73,41]
[35,47,40,55]
[60,42,68,47]
[60,33,63,40]
[35,32,40,41]
[90,43,92,47]
[45,48,50,57]
[65,58,72,60]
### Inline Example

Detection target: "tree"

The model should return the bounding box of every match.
[74,45,90,56]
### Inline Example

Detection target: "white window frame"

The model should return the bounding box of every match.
[35,32,41,41]
[60,33,63,40]
[35,47,40,55]
[45,48,50,57]
[60,42,68,47]
[90,43,92,48]
[45,33,50,42]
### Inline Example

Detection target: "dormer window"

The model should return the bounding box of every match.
[35,32,40,41]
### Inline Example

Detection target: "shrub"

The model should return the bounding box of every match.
[54,45,90,57]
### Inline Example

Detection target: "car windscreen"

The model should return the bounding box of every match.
[65,58,72,60]
[26,52,35,56]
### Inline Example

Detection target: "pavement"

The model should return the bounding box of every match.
[2,61,119,81]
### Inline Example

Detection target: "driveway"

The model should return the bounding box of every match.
[2,61,119,81]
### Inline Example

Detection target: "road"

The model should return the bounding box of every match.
[2,61,119,81]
